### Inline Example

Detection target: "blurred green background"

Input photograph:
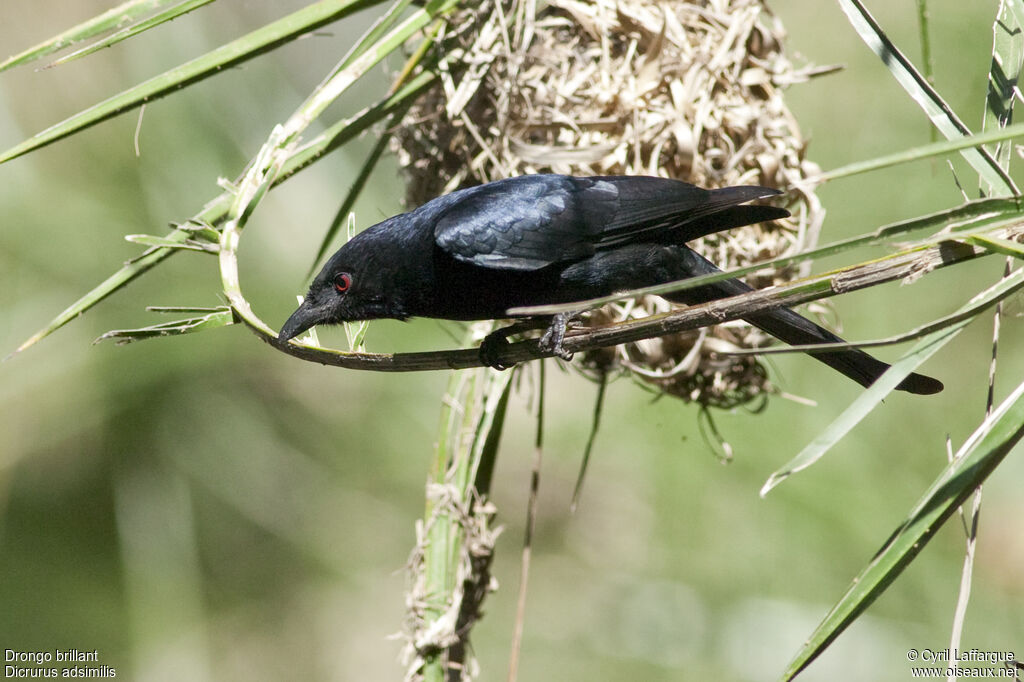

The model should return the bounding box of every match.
[1,1,1022,680]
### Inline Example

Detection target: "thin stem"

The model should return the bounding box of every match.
[507,362,545,682]
[915,0,937,142]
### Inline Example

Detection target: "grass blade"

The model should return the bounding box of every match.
[0,0,179,72]
[837,0,1018,195]
[5,229,196,360]
[0,0,387,165]
[815,120,1024,183]
[570,372,607,512]
[47,0,219,68]
[94,307,235,344]
[914,0,936,142]
[125,233,218,252]
[336,0,415,72]
[980,0,1024,196]
[470,369,515,494]
[962,232,1024,258]
[281,67,437,180]
[781,375,1024,680]
[945,4,1024,673]
[761,266,1024,496]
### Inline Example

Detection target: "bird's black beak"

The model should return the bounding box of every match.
[278,298,322,343]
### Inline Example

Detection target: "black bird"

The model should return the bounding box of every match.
[279,174,942,395]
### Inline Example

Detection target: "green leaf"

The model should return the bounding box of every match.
[172,219,220,242]
[0,0,388,165]
[817,121,1024,183]
[980,0,1024,199]
[280,67,438,182]
[336,0,415,72]
[146,305,227,313]
[470,369,516,496]
[571,373,608,512]
[94,307,235,345]
[961,233,1024,259]
[781,375,1024,680]
[838,0,1018,195]
[913,1,935,140]
[125,233,218,252]
[0,0,181,72]
[761,266,1024,496]
[48,0,219,68]
[6,228,197,360]
[341,215,371,351]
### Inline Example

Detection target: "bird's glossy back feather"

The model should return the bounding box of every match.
[433,175,785,271]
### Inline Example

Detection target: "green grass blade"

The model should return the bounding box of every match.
[0,0,178,72]
[0,0,387,165]
[838,0,1018,195]
[914,0,936,142]
[781,375,1024,680]
[570,372,608,512]
[761,266,1024,496]
[414,363,513,680]
[962,233,1024,258]
[282,67,437,180]
[342,215,370,351]
[94,307,235,345]
[281,0,458,139]
[816,121,1024,183]
[336,0,415,72]
[146,305,227,313]
[980,0,1024,196]
[471,369,516,496]
[5,229,196,360]
[125,233,218,252]
[48,0,219,68]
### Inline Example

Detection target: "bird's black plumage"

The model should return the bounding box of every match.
[279,174,942,395]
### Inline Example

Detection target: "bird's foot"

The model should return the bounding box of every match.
[479,331,514,370]
[479,315,577,369]
[480,319,548,369]
[537,312,576,362]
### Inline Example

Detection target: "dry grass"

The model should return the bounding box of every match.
[401,484,499,681]
[395,0,827,406]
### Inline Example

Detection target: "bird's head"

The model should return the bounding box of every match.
[278,233,407,344]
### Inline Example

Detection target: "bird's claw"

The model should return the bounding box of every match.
[479,314,577,368]
[537,313,575,362]
[479,331,514,370]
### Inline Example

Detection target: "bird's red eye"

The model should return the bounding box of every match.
[333,272,352,293]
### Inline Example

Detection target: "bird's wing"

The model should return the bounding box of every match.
[589,177,782,247]
[434,175,783,271]
[434,175,610,271]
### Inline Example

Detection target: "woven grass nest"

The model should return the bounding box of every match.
[395,0,829,408]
